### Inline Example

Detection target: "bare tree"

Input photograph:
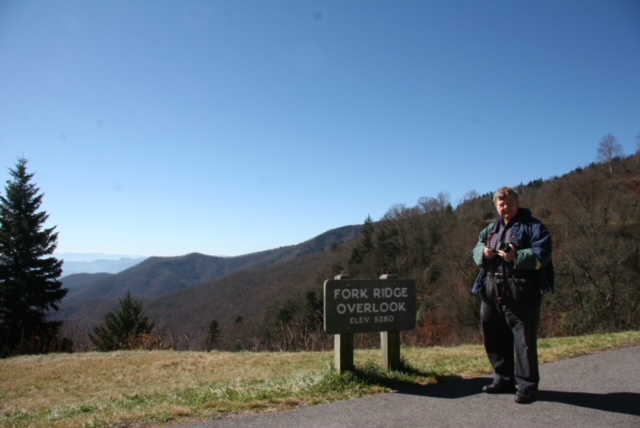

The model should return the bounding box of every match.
[596,133,623,175]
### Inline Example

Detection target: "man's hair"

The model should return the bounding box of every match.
[493,186,519,204]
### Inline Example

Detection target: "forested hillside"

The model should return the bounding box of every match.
[219,154,640,352]
[57,225,361,348]
[335,153,640,349]
[60,155,640,352]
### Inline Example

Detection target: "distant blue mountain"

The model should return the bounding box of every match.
[57,254,148,276]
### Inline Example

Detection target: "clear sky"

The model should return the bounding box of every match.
[1,0,639,258]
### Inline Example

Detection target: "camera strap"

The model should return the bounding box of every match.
[487,217,517,301]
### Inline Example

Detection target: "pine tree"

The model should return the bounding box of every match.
[89,291,155,351]
[347,215,376,274]
[0,158,68,356]
[205,319,220,351]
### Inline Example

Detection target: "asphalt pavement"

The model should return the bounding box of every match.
[174,345,640,428]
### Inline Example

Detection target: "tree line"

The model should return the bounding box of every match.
[225,134,640,351]
[1,133,639,355]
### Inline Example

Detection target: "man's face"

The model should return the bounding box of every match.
[495,194,519,223]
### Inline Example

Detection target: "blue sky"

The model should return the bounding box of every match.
[1,0,639,258]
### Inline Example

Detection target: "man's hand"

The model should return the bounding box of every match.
[483,247,498,259]
[499,244,516,262]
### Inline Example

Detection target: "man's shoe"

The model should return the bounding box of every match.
[482,383,516,394]
[514,388,537,404]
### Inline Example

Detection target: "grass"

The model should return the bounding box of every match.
[1,331,639,427]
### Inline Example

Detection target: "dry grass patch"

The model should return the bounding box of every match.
[1,350,335,427]
[1,331,639,428]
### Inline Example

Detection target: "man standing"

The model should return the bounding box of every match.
[472,186,554,404]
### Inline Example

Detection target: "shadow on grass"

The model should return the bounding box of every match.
[338,359,487,397]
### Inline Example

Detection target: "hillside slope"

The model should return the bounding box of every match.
[56,225,360,333]
[145,245,351,340]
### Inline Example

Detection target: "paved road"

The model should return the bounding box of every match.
[177,346,640,428]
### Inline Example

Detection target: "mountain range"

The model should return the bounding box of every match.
[58,256,147,276]
[55,225,361,345]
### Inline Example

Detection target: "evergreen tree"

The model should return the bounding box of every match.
[0,158,67,356]
[361,215,374,251]
[89,291,155,351]
[347,215,377,276]
[302,290,323,332]
[205,319,220,351]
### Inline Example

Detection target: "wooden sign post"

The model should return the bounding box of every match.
[324,275,416,373]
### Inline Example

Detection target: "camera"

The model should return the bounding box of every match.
[497,242,512,253]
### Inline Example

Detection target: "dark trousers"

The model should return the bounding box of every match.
[480,292,542,391]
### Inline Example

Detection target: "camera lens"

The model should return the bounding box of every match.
[498,242,511,253]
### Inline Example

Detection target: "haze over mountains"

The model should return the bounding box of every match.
[58,254,148,276]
